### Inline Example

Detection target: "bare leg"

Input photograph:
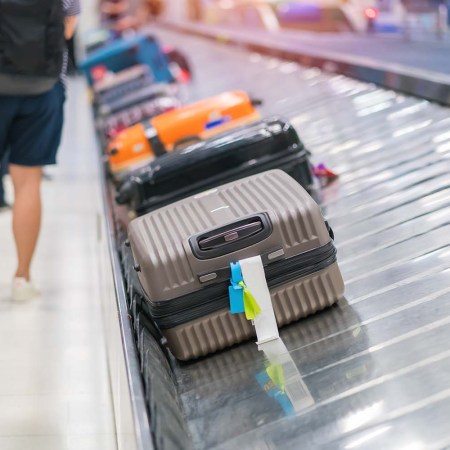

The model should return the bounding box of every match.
[9,164,43,281]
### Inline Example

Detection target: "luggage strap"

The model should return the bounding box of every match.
[143,121,167,157]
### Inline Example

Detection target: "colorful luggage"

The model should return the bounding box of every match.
[84,28,115,55]
[128,170,344,360]
[107,90,260,177]
[100,95,181,139]
[93,65,154,106]
[164,47,192,82]
[97,82,178,117]
[116,117,313,214]
[79,33,173,85]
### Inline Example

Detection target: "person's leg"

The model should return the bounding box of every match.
[9,164,43,280]
[8,82,65,298]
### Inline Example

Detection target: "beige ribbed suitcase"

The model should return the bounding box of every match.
[128,170,344,360]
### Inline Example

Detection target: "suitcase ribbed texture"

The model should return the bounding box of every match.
[164,262,342,360]
[272,263,340,323]
[175,298,357,395]
[225,174,318,248]
[129,170,344,360]
[140,209,196,289]
[133,171,324,299]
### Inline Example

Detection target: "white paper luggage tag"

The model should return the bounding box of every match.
[228,255,279,344]
[227,257,313,413]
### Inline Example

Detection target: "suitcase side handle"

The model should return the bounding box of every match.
[189,213,273,260]
[325,221,334,240]
[250,98,263,106]
[173,135,202,150]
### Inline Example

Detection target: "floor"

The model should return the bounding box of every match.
[0,78,117,450]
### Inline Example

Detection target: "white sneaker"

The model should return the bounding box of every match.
[11,278,41,302]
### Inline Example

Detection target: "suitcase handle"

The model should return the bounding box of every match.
[173,135,201,150]
[325,221,334,240]
[198,221,263,251]
[250,98,263,106]
[189,213,273,260]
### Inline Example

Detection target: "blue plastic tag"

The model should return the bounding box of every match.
[229,262,245,314]
[230,261,244,284]
[229,284,244,314]
[204,115,231,130]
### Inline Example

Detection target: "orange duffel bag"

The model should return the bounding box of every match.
[107,90,260,177]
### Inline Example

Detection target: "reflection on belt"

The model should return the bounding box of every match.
[257,338,315,415]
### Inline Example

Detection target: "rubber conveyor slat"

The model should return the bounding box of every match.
[118,27,450,450]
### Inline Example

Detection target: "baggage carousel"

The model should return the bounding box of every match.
[99,27,450,450]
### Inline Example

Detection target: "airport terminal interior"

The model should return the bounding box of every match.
[0,0,450,449]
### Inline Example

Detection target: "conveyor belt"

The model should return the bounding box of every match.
[161,20,450,106]
[114,28,450,450]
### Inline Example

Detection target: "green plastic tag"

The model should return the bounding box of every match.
[238,281,261,320]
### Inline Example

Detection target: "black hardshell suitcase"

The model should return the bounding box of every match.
[116,117,314,214]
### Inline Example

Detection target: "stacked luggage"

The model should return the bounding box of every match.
[80,33,174,86]
[116,117,314,214]
[106,90,261,178]
[81,21,344,361]
[82,14,344,445]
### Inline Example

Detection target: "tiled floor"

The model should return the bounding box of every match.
[0,78,117,450]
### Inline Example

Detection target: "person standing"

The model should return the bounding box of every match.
[0,0,80,301]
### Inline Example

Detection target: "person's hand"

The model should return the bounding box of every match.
[65,15,78,39]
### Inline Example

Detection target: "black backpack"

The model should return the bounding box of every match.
[0,0,65,95]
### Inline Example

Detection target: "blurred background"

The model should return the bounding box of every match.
[185,0,450,39]
[94,0,448,76]
[178,0,450,37]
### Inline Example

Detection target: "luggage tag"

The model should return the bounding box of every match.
[229,262,261,319]
[205,114,231,130]
[239,281,261,320]
[240,256,279,344]
[229,262,245,314]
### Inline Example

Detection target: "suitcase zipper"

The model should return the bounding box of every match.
[146,241,337,329]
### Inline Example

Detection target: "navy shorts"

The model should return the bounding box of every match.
[0,81,66,167]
